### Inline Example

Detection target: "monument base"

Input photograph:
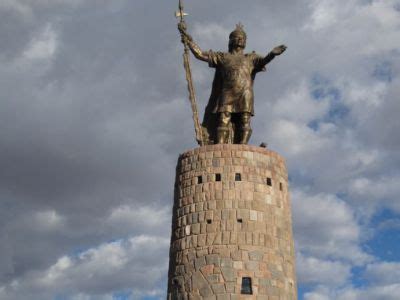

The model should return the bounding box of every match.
[167,144,297,299]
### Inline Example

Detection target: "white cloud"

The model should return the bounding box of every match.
[0,235,169,300]
[193,22,229,46]
[364,261,400,285]
[268,119,331,157]
[292,190,371,264]
[344,284,400,300]
[0,0,32,17]
[272,81,330,123]
[305,284,400,300]
[297,253,351,286]
[33,210,65,231]
[22,23,57,61]
[303,261,400,299]
[107,204,170,236]
[304,286,332,300]
[342,81,388,120]
[348,176,400,213]
[303,0,347,31]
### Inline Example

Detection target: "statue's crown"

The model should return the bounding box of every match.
[229,23,247,39]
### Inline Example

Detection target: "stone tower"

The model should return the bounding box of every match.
[167,144,297,299]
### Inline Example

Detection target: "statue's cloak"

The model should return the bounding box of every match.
[201,67,222,144]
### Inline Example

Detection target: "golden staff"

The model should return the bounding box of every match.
[175,0,204,146]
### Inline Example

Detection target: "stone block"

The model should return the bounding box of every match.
[192,271,209,292]
[200,286,214,298]
[213,232,222,245]
[221,267,236,282]
[197,249,208,258]
[221,209,230,220]
[245,261,259,271]
[216,294,230,300]
[207,223,217,233]
[237,209,249,220]
[201,265,214,276]
[233,261,243,269]
[191,223,200,235]
[220,258,233,268]
[250,210,258,221]
[222,232,230,245]
[197,235,206,247]
[208,274,221,283]
[246,232,253,245]
[206,254,220,266]
[195,257,206,270]
[230,232,237,244]
[207,233,216,245]
[212,283,226,294]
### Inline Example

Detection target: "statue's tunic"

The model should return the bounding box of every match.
[207,51,266,115]
[201,51,267,144]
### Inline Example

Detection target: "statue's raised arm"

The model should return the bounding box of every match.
[178,23,209,62]
[262,44,287,66]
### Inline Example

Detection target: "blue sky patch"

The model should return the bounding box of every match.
[298,285,313,300]
[351,266,368,288]
[308,74,349,129]
[373,61,393,82]
[365,209,400,261]
[113,291,132,300]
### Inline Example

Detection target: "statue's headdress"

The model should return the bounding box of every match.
[229,23,247,40]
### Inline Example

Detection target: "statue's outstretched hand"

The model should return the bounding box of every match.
[272,45,287,55]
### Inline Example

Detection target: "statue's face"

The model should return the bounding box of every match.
[229,34,246,49]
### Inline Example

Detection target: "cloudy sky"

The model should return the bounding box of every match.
[0,0,399,299]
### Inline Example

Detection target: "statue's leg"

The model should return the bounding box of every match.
[217,112,231,144]
[239,113,252,144]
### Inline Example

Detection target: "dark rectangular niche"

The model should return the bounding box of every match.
[280,182,283,191]
[235,173,242,181]
[237,218,243,223]
[266,177,272,186]
[241,277,253,295]
[215,173,221,182]
[207,219,212,224]
[197,176,203,184]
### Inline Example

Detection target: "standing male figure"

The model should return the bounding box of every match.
[179,23,286,144]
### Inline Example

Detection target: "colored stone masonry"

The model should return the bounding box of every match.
[167,144,297,299]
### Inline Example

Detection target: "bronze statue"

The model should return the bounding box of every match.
[177,8,286,145]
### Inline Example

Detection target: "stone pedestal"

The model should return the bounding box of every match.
[167,144,297,299]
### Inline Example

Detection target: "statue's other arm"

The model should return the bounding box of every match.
[178,23,209,62]
[187,39,209,62]
[262,44,287,65]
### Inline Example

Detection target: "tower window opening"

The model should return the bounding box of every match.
[207,219,212,224]
[237,218,243,223]
[280,182,283,191]
[241,277,253,295]
[197,176,203,184]
[266,177,272,186]
[215,173,221,181]
[235,173,242,181]
[172,278,180,287]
